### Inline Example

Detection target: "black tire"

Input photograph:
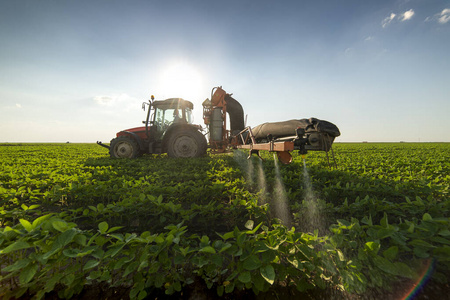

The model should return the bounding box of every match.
[109,136,140,158]
[166,129,207,158]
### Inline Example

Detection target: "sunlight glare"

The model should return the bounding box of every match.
[158,61,204,103]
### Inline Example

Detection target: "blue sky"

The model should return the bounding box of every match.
[1,0,449,142]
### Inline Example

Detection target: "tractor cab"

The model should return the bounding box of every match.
[149,98,194,138]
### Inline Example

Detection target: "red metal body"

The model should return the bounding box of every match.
[117,127,147,140]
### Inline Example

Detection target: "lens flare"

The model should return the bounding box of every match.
[402,259,435,300]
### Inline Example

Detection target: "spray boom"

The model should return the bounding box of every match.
[236,118,340,167]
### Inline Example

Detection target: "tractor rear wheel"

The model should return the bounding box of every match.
[109,136,140,158]
[167,129,207,158]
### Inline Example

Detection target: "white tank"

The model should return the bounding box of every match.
[211,108,223,141]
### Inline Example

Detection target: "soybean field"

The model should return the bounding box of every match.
[0,143,449,299]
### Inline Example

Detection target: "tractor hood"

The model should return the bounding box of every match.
[117,126,146,134]
[116,126,147,140]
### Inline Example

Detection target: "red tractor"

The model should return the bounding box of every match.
[97,96,207,158]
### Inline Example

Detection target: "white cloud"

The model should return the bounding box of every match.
[382,13,396,28]
[94,95,113,106]
[93,94,135,107]
[364,36,373,41]
[400,9,415,21]
[93,93,140,114]
[382,9,415,28]
[425,8,450,24]
[438,8,450,24]
[15,103,22,108]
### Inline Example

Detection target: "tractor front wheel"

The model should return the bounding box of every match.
[109,136,140,158]
[167,129,207,158]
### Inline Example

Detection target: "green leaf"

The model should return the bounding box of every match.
[393,262,415,278]
[373,256,397,275]
[29,204,40,210]
[56,228,78,247]
[225,281,235,293]
[88,270,101,280]
[43,228,77,259]
[63,248,81,258]
[83,259,100,270]
[32,213,53,228]
[97,203,105,211]
[74,234,87,246]
[237,233,246,247]
[217,285,224,297]
[382,246,398,261]
[221,231,235,240]
[252,273,266,292]
[105,243,125,258]
[413,246,430,258]
[380,213,388,228]
[260,265,275,285]
[409,239,435,248]
[433,246,450,261]
[62,273,75,286]
[245,220,254,230]
[19,263,39,284]
[243,255,262,270]
[218,242,232,253]
[330,234,344,247]
[45,273,64,292]
[211,254,223,267]
[422,213,433,221]
[438,229,450,237]
[364,241,380,254]
[19,219,33,232]
[52,220,68,232]
[98,221,109,234]
[107,226,123,234]
[238,271,251,283]
[1,240,30,254]
[261,250,276,263]
[124,261,139,277]
[377,227,396,239]
[154,273,165,288]
[200,235,210,244]
[337,249,345,261]
[361,215,373,226]
[199,246,216,254]
[2,258,31,272]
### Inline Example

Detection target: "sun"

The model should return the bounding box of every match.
[158,61,204,102]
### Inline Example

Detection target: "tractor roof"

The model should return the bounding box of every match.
[153,98,194,110]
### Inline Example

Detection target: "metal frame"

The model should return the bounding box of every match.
[235,126,337,167]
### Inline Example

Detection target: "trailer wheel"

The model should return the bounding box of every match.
[167,129,207,158]
[109,136,140,158]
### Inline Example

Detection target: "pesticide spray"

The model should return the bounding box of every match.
[272,153,291,227]
[301,156,324,234]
